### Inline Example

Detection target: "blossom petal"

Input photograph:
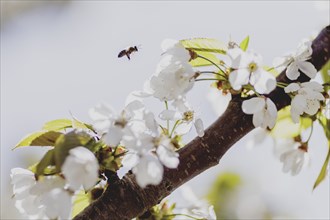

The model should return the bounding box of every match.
[133,155,164,188]
[290,107,301,123]
[301,81,324,92]
[304,99,320,115]
[159,110,181,121]
[103,126,124,146]
[252,110,266,128]
[291,95,307,115]
[265,98,278,129]
[229,69,250,90]
[286,62,300,80]
[284,83,301,93]
[194,118,205,137]
[175,122,193,135]
[242,97,265,114]
[156,145,179,169]
[252,70,276,94]
[298,61,317,79]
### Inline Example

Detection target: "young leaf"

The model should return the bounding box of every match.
[54,131,93,172]
[36,149,56,176]
[180,38,227,54]
[190,51,220,67]
[72,117,95,131]
[43,119,72,131]
[43,118,94,131]
[313,116,330,189]
[271,106,312,138]
[239,36,250,51]
[320,60,330,92]
[14,131,62,149]
[71,190,90,218]
[313,144,330,190]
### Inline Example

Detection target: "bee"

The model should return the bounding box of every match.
[118,46,139,60]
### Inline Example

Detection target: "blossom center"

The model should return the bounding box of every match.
[183,111,194,121]
[248,62,258,72]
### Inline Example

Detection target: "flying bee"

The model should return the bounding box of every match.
[118,45,140,60]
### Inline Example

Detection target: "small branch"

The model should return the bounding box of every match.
[74,26,330,220]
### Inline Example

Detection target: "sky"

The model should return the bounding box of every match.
[1,1,329,219]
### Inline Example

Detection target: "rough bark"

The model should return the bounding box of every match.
[74,26,330,220]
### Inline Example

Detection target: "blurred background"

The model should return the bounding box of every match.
[1,1,329,219]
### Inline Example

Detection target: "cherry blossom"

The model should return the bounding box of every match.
[89,100,144,146]
[242,97,277,129]
[159,98,204,137]
[121,111,179,188]
[149,55,196,101]
[173,185,217,220]
[161,39,192,62]
[285,82,324,123]
[10,170,72,220]
[62,146,99,191]
[274,40,317,80]
[280,145,309,176]
[227,48,276,94]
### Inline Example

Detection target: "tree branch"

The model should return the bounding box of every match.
[74,26,330,220]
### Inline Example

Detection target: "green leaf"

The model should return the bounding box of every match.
[319,115,330,140]
[180,38,227,54]
[71,190,90,218]
[189,51,220,67]
[54,131,93,172]
[72,118,94,131]
[312,116,330,189]
[320,60,330,92]
[239,36,249,51]
[36,149,56,176]
[43,119,73,131]
[313,144,330,190]
[14,131,62,149]
[271,106,312,138]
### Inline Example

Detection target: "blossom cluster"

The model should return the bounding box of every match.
[11,146,99,219]
[10,35,329,219]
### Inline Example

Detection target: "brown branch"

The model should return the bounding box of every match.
[74,26,330,220]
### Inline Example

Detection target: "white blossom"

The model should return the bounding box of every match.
[39,188,72,220]
[133,154,164,188]
[149,55,196,101]
[173,185,216,220]
[11,168,36,200]
[62,146,99,191]
[280,146,309,176]
[274,40,316,80]
[89,100,144,146]
[285,82,324,123]
[121,111,179,188]
[242,97,278,129]
[10,168,46,219]
[11,170,73,220]
[228,48,276,94]
[159,98,204,137]
[161,39,191,62]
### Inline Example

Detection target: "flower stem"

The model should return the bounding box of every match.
[195,78,220,82]
[197,54,226,76]
[170,120,181,138]
[304,121,314,144]
[165,101,170,134]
